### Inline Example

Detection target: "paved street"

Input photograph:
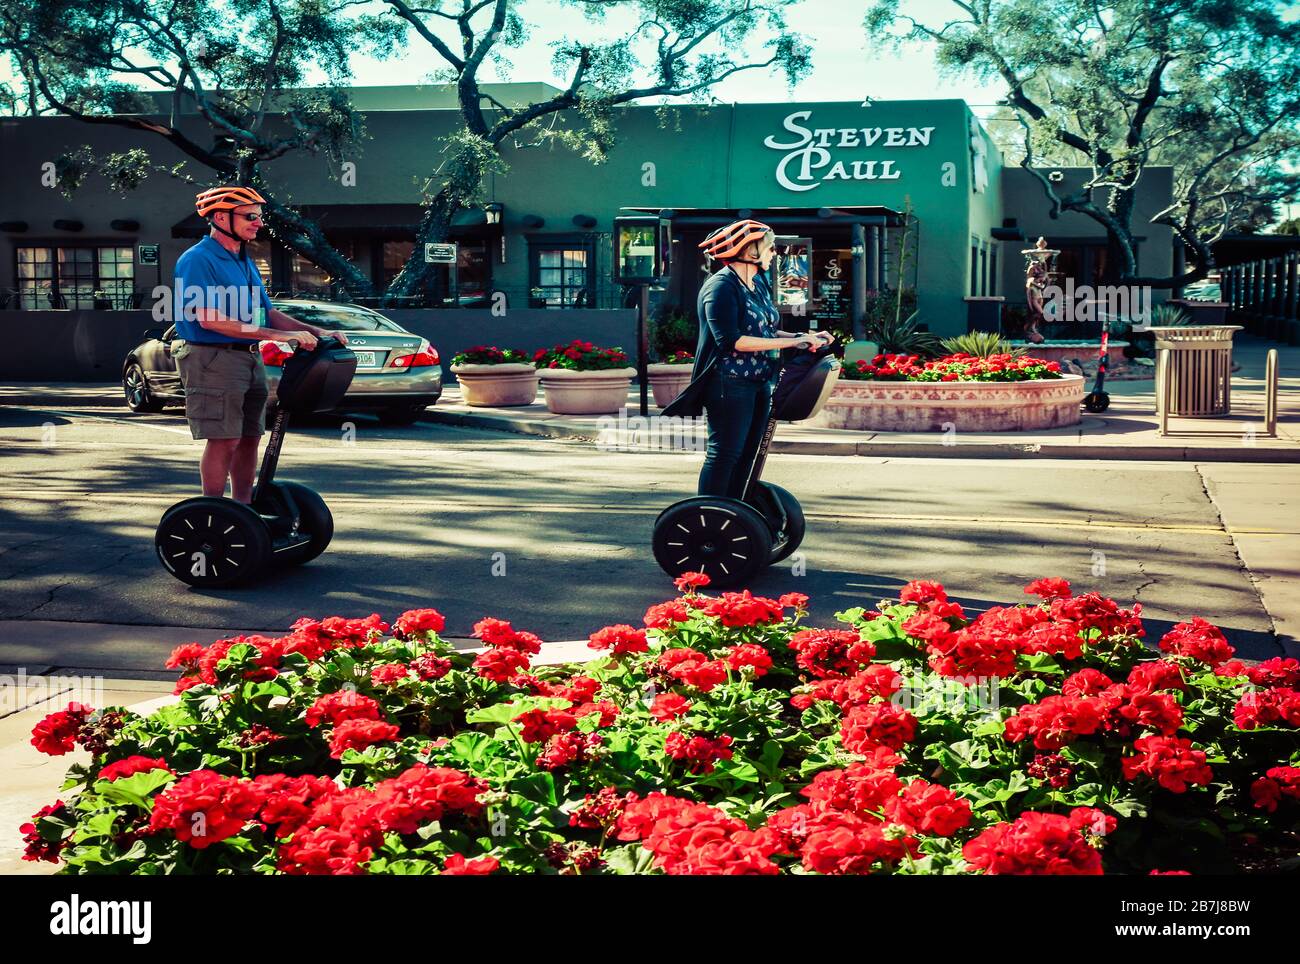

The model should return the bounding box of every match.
[1,401,1296,675]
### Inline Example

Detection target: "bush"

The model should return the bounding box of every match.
[651,309,697,361]
[941,331,1024,359]
[532,340,630,371]
[843,352,1063,382]
[22,578,1299,875]
[451,346,530,366]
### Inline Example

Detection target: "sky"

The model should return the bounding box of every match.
[334,0,1010,111]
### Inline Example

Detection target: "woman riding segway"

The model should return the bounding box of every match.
[663,219,834,496]
[653,220,839,587]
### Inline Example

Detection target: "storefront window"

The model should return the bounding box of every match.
[531,243,591,308]
[382,241,414,290]
[290,251,330,296]
[16,245,135,309]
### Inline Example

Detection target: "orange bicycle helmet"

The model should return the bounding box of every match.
[195,185,266,218]
[698,218,774,262]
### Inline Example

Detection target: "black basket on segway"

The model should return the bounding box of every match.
[154,336,357,588]
[651,344,841,588]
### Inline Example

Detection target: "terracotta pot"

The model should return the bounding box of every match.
[450,363,539,407]
[537,367,637,415]
[647,362,694,408]
[817,375,1085,432]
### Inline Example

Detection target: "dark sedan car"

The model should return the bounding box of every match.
[122,300,442,424]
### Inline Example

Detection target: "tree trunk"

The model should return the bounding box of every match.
[383,187,458,303]
[262,197,375,300]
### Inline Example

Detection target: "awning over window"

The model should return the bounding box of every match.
[171,204,501,239]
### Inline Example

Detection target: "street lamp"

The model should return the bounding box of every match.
[613,214,672,415]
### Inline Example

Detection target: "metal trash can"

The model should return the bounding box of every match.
[1151,325,1242,417]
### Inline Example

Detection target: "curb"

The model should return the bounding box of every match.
[421,407,1300,463]
[2,393,122,408]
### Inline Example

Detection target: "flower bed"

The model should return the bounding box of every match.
[449,346,538,407]
[23,578,1299,875]
[824,353,1083,432]
[533,340,630,372]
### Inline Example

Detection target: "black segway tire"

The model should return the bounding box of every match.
[652,497,773,590]
[752,482,807,563]
[255,481,334,567]
[155,497,271,588]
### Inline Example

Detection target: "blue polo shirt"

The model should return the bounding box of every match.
[173,236,273,344]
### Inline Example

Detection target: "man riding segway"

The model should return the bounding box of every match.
[171,185,348,502]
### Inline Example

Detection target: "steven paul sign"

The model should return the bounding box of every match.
[763,110,936,192]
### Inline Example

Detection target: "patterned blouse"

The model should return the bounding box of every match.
[720,267,780,383]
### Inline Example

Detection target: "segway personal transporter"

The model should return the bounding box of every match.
[155,337,357,588]
[652,344,841,588]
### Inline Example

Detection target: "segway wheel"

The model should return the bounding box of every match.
[254,481,334,567]
[751,482,806,564]
[652,497,773,590]
[155,497,271,588]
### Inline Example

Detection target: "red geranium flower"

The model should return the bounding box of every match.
[644,599,691,628]
[664,731,734,774]
[473,646,531,683]
[1158,617,1235,666]
[393,608,446,638]
[514,708,578,743]
[1024,578,1072,600]
[443,853,499,875]
[649,692,694,721]
[840,702,917,753]
[148,770,266,848]
[1120,735,1213,793]
[1249,766,1300,813]
[963,811,1103,875]
[30,702,93,756]
[305,690,382,729]
[674,572,710,593]
[328,719,401,759]
[97,756,173,782]
[588,624,649,654]
[369,663,410,686]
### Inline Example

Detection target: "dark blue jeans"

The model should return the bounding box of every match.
[698,372,773,499]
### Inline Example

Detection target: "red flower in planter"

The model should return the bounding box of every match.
[20,800,71,863]
[840,702,917,753]
[164,642,206,672]
[884,780,973,837]
[800,811,919,875]
[393,608,446,638]
[1232,687,1300,730]
[1003,694,1112,750]
[254,775,340,837]
[899,580,948,605]
[697,589,786,627]
[30,702,93,756]
[1245,657,1300,689]
[644,598,691,628]
[574,700,619,727]
[514,708,578,743]
[369,765,487,831]
[588,623,649,654]
[1049,592,1144,640]
[278,824,377,876]
[659,647,728,692]
[473,617,543,654]
[1250,766,1300,813]
[800,757,904,814]
[149,770,267,849]
[443,853,499,875]
[649,692,693,721]
[664,731,734,774]
[1126,660,1187,695]
[1121,735,1213,793]
[673,571,711,593]
[788,628,875,680]
[411,653,452,680]
[1024,577,1072,601]
[473,646,531,683]
[97,756,173,782]
[725,643,773,677]
[963,811,1103,875]
[1158,617,1234,666]
[536,731,603,771]
[369,663,410,687]
[559,675,601,704]
[328,719,401,759]
[1115,691,1184,736]
[570,786,636,829]
[306,691,383,729]
[1068,806,1117,842]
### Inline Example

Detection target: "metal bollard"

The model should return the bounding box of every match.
[1157,348,1171,436]
[1265,348,1278,438]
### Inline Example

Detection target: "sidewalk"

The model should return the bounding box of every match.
[5,335,1297,462]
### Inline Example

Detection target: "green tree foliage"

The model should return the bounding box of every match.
[863,0,1300,286]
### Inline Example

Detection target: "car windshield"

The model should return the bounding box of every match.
[272,303,404,332]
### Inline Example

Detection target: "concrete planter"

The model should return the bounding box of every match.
[538,366,637,414]
[647,362,694,408]
[450,363,539,407]
[1006,341,1148,380]
[817,375,1085,432]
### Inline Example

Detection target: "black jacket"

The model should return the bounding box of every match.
[661,266,759,418]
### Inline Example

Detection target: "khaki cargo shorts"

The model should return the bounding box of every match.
[174,340,269,440]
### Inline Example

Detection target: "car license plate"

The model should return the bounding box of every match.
[353,351,378,368]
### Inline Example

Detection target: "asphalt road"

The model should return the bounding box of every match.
[0,403,1293,671]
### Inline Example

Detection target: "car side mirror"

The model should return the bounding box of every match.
[142,328,164,340]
